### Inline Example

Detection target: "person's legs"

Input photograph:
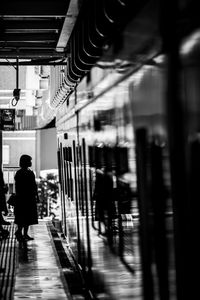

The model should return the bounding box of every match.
[16,225,23,234]
[23,225,34,240]
[23,225,29,236]
[15,225,23,241]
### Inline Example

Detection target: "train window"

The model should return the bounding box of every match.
[94,117,101,131]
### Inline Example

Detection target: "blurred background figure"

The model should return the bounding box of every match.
[0,168,10,239]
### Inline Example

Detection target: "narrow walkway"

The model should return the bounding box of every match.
[0,220,72,300]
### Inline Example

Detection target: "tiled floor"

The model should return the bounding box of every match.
[1,220,72,300]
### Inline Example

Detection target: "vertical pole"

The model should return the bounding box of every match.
[136,128,154,300]
[16,57,19,90]
[35,130,41,177]
[160,1,190,299]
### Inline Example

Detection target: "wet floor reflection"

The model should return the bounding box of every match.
[18,239,30,263]
[14,221,70,300]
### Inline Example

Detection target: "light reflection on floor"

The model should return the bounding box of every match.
[14,221,71,300]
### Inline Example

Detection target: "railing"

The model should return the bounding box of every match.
[3,167,19,194]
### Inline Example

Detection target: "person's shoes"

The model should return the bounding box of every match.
[1,220,11,225]
[24,235,34,241]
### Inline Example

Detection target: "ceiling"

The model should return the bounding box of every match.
[0,0,199,69]
[0,0,151,68]
[0,0,80,65]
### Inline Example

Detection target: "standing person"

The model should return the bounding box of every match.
[0,168,9,239]
[0,167,9,273]
[14,154,39,241]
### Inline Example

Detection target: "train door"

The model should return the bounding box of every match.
[57,140,67,236]
[130,65,175,299]
[76,108,93,284]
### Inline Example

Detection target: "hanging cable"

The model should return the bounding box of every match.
[11,57,21,106]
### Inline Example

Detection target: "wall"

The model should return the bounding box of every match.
[2,130,36,170]
[37,127,57,174]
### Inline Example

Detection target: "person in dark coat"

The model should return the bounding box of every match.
[0,168,9,240]
[14,154,39,241]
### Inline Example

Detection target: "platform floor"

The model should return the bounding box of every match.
[0,220,72,300]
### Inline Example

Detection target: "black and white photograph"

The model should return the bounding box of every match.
[0,1,199,299]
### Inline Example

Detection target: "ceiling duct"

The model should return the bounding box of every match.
[51,0,148,107]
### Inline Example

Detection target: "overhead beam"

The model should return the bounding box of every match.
[0,61,67,65]
[2,33,58,42]
[5,29,59,34]
[0,0,74,63]
[56,0,80,50]
[4,20,63,30]
[0,0,70,17]
[0,50,64,58]
[0,42,56,48]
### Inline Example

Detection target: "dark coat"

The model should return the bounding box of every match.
[0,169,7,213]
[14,168,38,226]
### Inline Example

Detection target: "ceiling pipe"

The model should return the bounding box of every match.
[51,0,146,108]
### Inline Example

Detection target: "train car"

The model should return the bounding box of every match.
[52,1,200,299]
